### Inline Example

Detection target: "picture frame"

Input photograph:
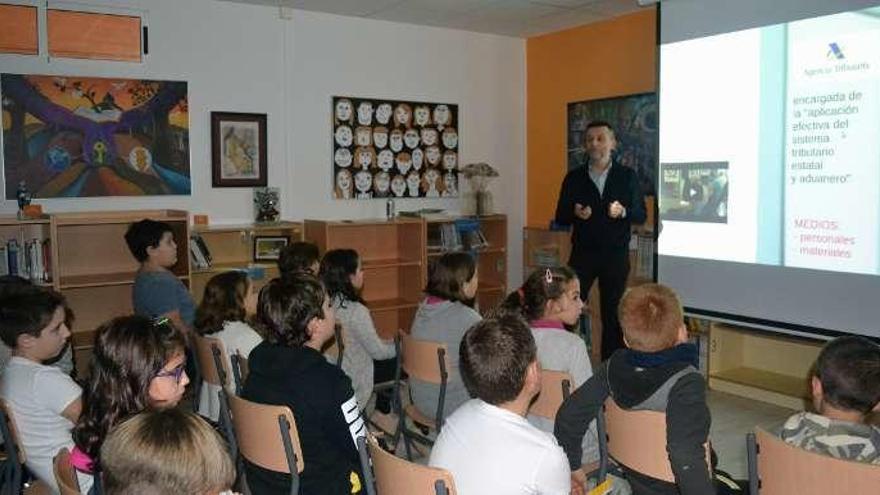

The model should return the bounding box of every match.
[253,235,289,262]
[211,111,268,187]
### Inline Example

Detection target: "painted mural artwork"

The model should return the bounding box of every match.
[1,74,190,198]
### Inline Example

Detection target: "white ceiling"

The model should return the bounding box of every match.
[216,0,652,37]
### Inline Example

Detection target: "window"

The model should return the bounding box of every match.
[0,4,38,55]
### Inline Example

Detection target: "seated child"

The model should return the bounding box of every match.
[780,335,880,464]
[72,315,189,480]
[126,219,195,335]
[410,251,481,420]
[502,265,597,463]
[0,286,86,492]
[101,408,236,495]
[242,274,365,495]
[278,241,320,280]
[555,283,735,495]
[320,249,396,412]
[429,314,571,494]
[195,270,262,421]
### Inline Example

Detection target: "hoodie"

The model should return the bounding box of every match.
[242,342,365,495]
[554,344,715,495]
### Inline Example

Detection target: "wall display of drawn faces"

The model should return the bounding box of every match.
[332,96,459,200]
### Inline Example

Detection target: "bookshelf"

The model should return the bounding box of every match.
[426,214,507,314]
[708,323,822,410]
[0,216,54,285]
[50,209,190,378]
[189,222,303,304]
[305,218,426,340]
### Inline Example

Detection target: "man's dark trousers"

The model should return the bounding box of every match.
[570,246,629,361]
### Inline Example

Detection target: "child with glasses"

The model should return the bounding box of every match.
[71,315,188,482]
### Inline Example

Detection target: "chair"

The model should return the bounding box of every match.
[746,428,880,494]
[227,393,304,495]
[52,449,80,495]
[230,352,248,394]
[0,399,51,495]
[392,334,449,460]
[193,335,233,392]
[528,370,572,420]
[598,398,711,483]
[362,433,457,495]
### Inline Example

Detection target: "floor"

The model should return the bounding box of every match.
[707,390,795,478]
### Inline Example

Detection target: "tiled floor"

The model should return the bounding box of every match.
[707,390,795,478]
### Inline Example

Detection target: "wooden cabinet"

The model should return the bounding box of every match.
[306,218,426,340]
[49,209,190,378]
[708,323,822,410]
[190,222,303,304]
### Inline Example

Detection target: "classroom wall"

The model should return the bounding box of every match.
[0,0,526,285]
[525,9,656,228]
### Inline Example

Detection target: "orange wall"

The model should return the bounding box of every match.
[526,9,657,227]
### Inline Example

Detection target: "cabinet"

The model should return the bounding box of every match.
[0,216,53,285]
[50,209,190,378]
[427,214,507,314]
[708,323,822,410]
[190,222,303,304]
[305,218,426,340]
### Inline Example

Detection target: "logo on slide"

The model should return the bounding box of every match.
[827,42,845,60]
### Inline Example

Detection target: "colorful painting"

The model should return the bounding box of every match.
[567,93,657,196]
[1,74,190,198]
[211,112,267,187]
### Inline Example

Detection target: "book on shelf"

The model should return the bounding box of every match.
[192,234,213,265]
[454,219,488,251]
[440,222,462,251]
[189,234,211,269]
[3,238,52,282]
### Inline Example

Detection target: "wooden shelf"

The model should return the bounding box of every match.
[0,216,51,226]
[52,209,187,226]
[71,330,97,351]
[367,298,420,312]
[362,258,422,269]
[478,282,505,292]
[428,246,506,257]
[59,271,188,289]
[711,367,809,399]
[192,221,302,233]
[191,262,277,275]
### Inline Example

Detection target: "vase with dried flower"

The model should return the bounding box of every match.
[460,162,499,216]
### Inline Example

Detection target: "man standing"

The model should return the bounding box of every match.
[554,121,645,360]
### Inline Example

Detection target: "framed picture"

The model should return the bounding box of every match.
[253,235,289,262]
[211,112,267,187]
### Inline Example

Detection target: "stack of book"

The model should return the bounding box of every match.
[189,234,213,269]
[0,237,52,283]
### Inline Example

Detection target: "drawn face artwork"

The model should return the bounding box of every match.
[411,148,424,170]
[374,171,390,194]
[391,174,407,197]
[443,173,457,196]
[442,150,457,170]
[376,103,392,124]
[356,147,374,169]
[334,125,352,147]
[334,148,352,168]
[424,168,440,197]
[395,152,412,175]
[355,126,372,147]
[403,128,420,149]
[394,104,412,127]
[433,105,451,127]
[357,101,373,125]
[373,127,388,149]
[442,128,458,149]
[378,149,394,171]
[420,128,438,146]
[425,146,441,166]
[355,169,373,193]
[406,171,421,196]
[335,99,353,123]
[414,106,431,127]
[336,170,352,198]
[389,130,404,152]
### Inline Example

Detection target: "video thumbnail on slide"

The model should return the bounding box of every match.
[660,162,728,224]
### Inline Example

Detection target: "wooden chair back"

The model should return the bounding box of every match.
[602,398,711,483]
[53,448,80,495]
[748,428,880,494]
[529,370,572,420]
[193,334,231,388]
[400,334,449,385]
[366,434,457,495]
[226,393,303,495]
[0,398,26,493]
[230,352,248,395]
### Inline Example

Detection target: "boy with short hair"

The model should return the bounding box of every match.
[429,314,571,495]
[125,219,195,335]
[0,286,83,492]
[780,336,880,464]
[554,283,720,495]
[277,241,320,280]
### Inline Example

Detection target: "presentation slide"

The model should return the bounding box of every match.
[658,6,880,337]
